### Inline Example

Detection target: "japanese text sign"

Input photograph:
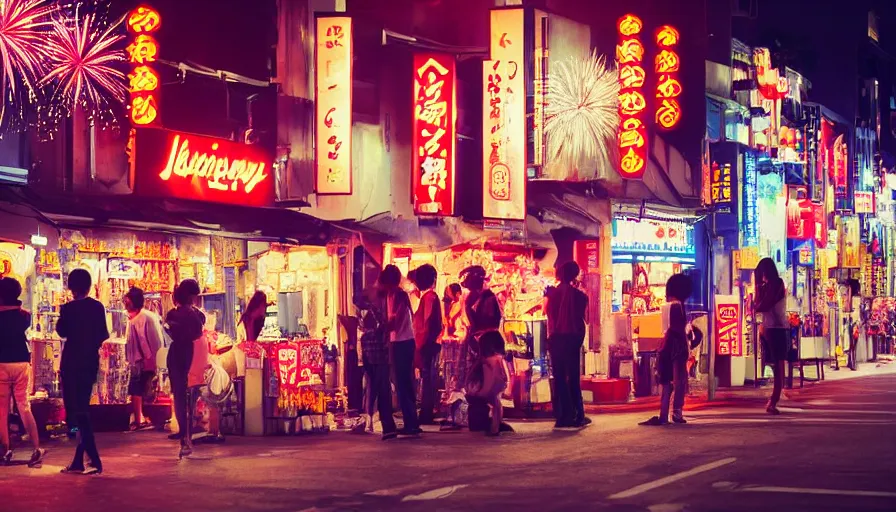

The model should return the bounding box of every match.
[131,127,274,207]
[574,240,601,275]
[126,6,162,127]
[715,296,742,356]
[315,16,353,195]
[412,53,456,216]
[654,25,682,130]
[854,191,875,214]
[710,161,732,204]
[742,151,759,247]
[482,8,526,220]
[616,14,647,179]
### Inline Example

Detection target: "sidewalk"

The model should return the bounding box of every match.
[582,357,896,415]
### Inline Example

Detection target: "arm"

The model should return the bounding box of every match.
[55,304,69,338]
[95,302,110,350]
[424,294,441,343]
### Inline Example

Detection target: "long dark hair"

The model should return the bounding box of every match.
[240,291,267,341]
[754,257,779,284]
[754,258,785,312]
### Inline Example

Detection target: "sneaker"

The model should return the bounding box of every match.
[178,443,193,459]
[574,417,594,428]
[638,416,669,426]
[27,448,46,467]
[766,406,781,415]
[553,421,576,430]
[60,465,86,475]
[381,431,398,441]
[82,464,102,475]
[2,449,12,464]
[397,427,421,437]
[671,415,688,424]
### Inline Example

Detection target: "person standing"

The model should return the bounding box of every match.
[355,288,398,440]
[380,265,420,436]
[754,258,788,415]
[0,277,46,466]
[545,261,590,429]
[640,274,693,426]
[412,264,442,425]
[238,291,267,344]
[165,279,205,456]
[124,287,165,431]
[57,269,108,475]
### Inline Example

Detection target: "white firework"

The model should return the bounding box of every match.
[544,51,619,174]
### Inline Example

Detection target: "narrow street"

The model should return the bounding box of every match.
[3,369,895,512]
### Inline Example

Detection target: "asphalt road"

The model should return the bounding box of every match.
[2,371,896,512]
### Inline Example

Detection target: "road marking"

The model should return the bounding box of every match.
[365,483,421,497]
[725,484,896,498]
[608,458,736,500]
[778,407,896,415]
[402,485,469,502]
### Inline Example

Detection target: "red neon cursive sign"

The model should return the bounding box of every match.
[132,128,274,207]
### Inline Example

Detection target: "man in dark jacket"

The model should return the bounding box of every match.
[546,261,590,429]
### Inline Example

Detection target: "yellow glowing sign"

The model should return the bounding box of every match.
[483,8,526,220]
[616,13,647,179]
[127,6,161,33]
[654,25,681,130]
[315,16,353,195]
[127,5,161,128]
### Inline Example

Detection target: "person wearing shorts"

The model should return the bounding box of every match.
[0,277,46,466]
[124,287,164,430]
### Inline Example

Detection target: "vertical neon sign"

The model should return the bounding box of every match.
[616,14,647,179]
[126,6,162,127]
[654,25,681,130]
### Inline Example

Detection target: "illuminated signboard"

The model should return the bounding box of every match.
[654,25,682,130]
[574,239,600,275]
[742,152,759,247]
[412,53,456,216]
[710,161,732,204]
[315,16,353,195]
[611,217,695,262]
[483,8,526,220]
[132,127,274,207]
[126,6,162,127]
[715,296,742,356]
[616,14,647,179]
[854,191,875,214]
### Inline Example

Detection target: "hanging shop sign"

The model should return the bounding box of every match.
[574,240,601,275]
[107,258,142,280]
[785,185,826,247]
[742,151,759,247]
[482,8,526,220]
[795,239,815,267]
[854,191,875,214]
[715,295,742,356]
[710,161,732,204]
[654,25,682,130]
[840,216,861,268]
[412,53,456,216]
[611,218,695,260]
[131,127,274,207]
[315,16,353,195]
[126,5,162,127]
[832,134,848,200]
[616,14,647,179]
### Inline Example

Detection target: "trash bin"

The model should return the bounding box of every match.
[635,351,658,397]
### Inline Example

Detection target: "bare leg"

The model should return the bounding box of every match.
[489,394,502,435]
[132,395,144,425]
[0,393,10,452]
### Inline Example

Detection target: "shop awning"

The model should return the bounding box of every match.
[0,186,331,245]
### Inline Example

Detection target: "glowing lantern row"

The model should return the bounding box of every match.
[616,14,647,179]
[412,53,456,216]
[126,6,162,127]
[654,25,681,130]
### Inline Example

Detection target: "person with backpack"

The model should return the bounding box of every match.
[545,261,590,430]
[355,288,398,440]
[0,277,46,467]
[640,274,694,426]
[58,269,108,474]
[124,287,165,431]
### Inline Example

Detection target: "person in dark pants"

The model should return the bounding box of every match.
[545,261,590,430]
[640,274,693,426]
[355,289,398,440]
[57,269,109,475]
[381,265,420,436]
[411,264,442,425]
[165,279,205,457]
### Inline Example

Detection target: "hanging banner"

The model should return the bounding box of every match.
[840,216,861,268]
[742,151,759,247]
[616,14,647,179]
[854,191,875,214]
[126,6,162,127]
[654,25,682,130]
[315,16,353,195]
[482,8,526,220]
[715,295,742,356]
[412,53,456,216]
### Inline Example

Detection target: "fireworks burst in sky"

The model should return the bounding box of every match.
[544,51,619,176]
[40,10,127,113]
[0,0,55,128]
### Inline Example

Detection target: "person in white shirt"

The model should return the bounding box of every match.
[380,265,420,436]
[124,287,165,430]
